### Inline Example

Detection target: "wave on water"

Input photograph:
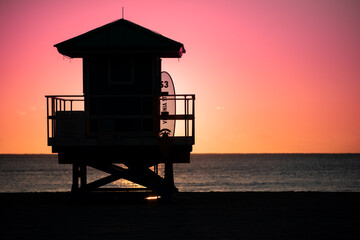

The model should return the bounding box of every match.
[1,154,359,192]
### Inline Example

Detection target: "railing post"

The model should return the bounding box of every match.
[184,96,187,137]
[140,96,143,142]
[187,97,190,137]
[192,95,195,141]
[52,98,56,138]
[46,97,49,141]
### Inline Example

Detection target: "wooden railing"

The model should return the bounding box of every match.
[159,94,195,138]
[45,94,195,145]
[46,95,84,144]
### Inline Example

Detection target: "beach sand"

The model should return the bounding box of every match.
[1,192,359,239]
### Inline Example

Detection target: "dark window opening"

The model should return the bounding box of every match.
[108,59,134,84]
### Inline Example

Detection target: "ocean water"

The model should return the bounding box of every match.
[0,154,359,193]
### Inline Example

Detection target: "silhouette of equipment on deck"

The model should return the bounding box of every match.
[46,18,195,200]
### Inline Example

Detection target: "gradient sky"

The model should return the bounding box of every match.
[1,0,360,153]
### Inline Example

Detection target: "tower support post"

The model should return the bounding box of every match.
[71,162,87,192]
[163,160,178,200]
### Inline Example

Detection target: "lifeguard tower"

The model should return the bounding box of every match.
[46,18,195,199]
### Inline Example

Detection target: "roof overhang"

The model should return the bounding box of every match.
[54,19,186,58]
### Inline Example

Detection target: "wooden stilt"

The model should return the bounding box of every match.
[154,164,158,175]
[163,161,178,200]
[165,161,174,188]
[71,163,79,192]
[80,164,87,188]
[71,163,87,192]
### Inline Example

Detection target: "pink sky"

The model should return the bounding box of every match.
[0,0,360,153]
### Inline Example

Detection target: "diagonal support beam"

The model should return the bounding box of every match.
[86,162,168,192]
[87,162,126,175]
[85,161,177,200]
[84,174,123,191]
[122,167,175,194]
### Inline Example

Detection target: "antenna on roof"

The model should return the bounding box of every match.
[122,7,125,19]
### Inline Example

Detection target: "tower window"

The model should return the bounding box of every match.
[108,59,134,85]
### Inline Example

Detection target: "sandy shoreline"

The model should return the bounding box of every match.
[1,192,359,239]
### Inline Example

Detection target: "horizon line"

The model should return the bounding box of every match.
[0,153,359,155]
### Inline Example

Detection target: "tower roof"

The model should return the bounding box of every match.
[54,19,186,58]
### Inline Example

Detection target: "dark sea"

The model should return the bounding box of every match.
[0,154,359,193]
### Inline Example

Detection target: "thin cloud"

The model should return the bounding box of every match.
[15,111,26,116]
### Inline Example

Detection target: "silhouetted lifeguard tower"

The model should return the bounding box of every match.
[46,18,195,199]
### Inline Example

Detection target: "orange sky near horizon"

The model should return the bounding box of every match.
[1,0,360,154]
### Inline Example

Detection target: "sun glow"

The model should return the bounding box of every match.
[145,196,161,200]
[1,0,360,153]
